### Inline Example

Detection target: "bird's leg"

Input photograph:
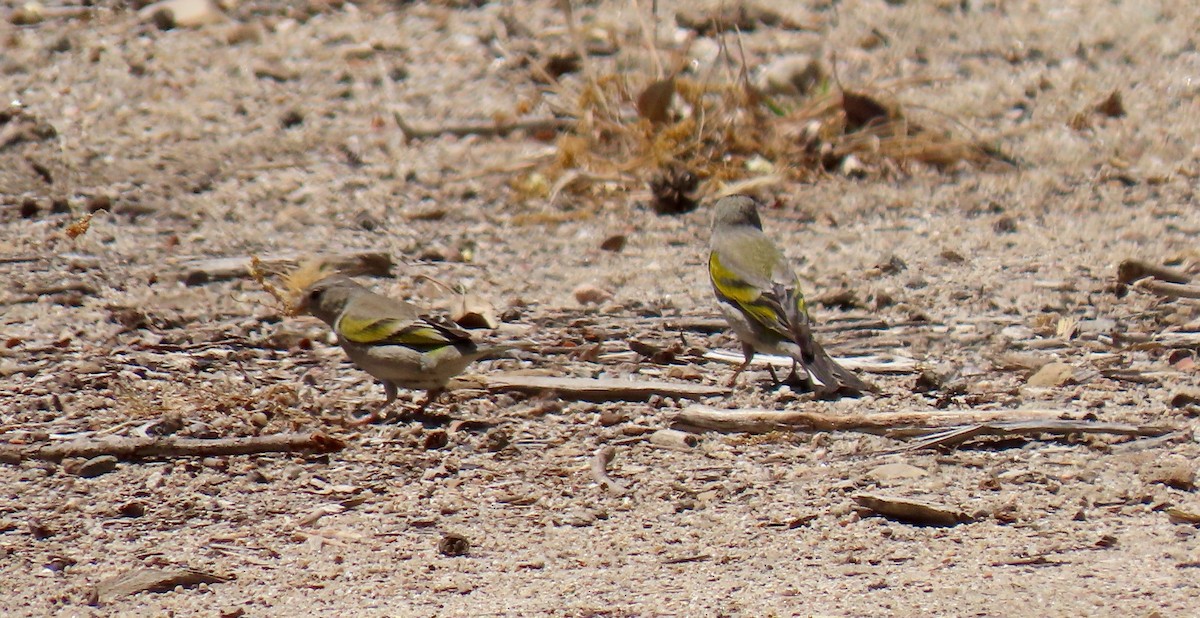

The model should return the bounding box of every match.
[346,381,398,426]
[727,343,756,387]
[783,361,816,392]
[416,388,444,412]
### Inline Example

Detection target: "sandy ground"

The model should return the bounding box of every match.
[2,0,1199,616]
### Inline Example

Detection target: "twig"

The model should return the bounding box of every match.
[392,111,573,143]
[178,251,393,286]
[476,375,729,401]
[0,255,43,264]
[672,405,1067,435]
[589,446,627,495]
[1117,259,1192,284]
[661,554,712,565]
[0,432,346,464]
[902,419,1174,452]
[1152,332,1200,347]
[648,429,700,450]
[853,493,970,526]
[1133,278,1200,300]
[703,350,918,374]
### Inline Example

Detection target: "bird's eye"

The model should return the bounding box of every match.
[308,288,323,302]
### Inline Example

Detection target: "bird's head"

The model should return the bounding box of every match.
[711,195,764,231]
[295,276,362,326]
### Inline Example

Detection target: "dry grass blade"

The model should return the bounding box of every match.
[250,255,291,313]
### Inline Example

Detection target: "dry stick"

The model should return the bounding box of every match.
[648,428,700,450]
[672,405,1067,435]
[902,419,1174,452]
[0,432,346,464]
[481,375,729,401]
[179,251,392,286]
[703,349,918,374]
[589,446,628,495]
[853,493,969,526]
[0,255,43,264]
[673,407,1174,451]
[1117,259,1192,285]
[391,111,574,143]
[1133,278,1200,300]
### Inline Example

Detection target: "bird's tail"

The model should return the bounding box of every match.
[796,334,877,397]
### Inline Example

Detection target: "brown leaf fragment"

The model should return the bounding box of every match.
[541,52,581,81]
[94,568,230,604]
[1170,390,1200,409]
[853,493,970,526]
[599,234,627,252]
[452,294,499,329]
[842,91,892,132]
[636,75,676,125]
[1167,506,1200,525]
[1095,90,1125,118]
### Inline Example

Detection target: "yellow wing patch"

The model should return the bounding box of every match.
[709,253,791,336]
[338,315,454,347]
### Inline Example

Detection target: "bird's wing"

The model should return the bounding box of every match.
[708,230,801,339]
[336,292,471,348]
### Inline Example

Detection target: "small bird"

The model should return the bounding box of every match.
[294,275,516,424]
[708,195,875,396]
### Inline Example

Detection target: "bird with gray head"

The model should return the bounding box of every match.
[295,275,518,424]
[707,194,875,396]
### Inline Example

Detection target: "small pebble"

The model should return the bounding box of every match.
[73,455,118,478]
[573,284,613,306]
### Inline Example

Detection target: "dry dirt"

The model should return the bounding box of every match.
[2,0,1200,616]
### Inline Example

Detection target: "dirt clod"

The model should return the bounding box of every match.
[437,533,470,557]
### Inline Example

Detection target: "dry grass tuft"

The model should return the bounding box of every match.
[526,4,1008,207]
[247,257,340,316]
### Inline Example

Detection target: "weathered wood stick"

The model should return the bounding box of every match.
[903,419,1174,451]
[1133,278,1200,300]
[703,350,918,374]
[671,405,1063,435]
[1117,259,1192,284]
[0,432,346,464]
[392,111,573,142]
[178,251,393,285]
[480,375,729,401]
[589,446,627,495]
[648,429,700,450]
[853,493,970,526]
